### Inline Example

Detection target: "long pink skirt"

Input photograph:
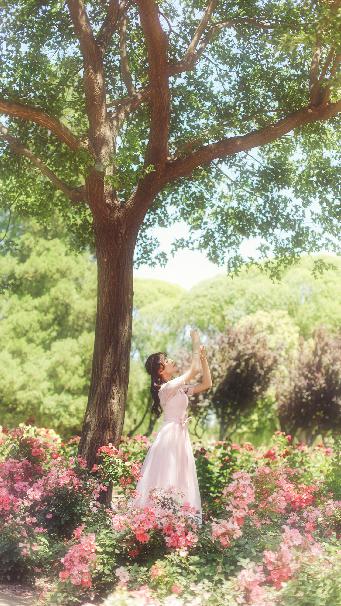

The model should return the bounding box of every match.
[127,419,202,526]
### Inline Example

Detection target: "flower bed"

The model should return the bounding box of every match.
[0,424,340,606]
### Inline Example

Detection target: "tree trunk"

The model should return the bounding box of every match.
[219,415,229,441]
[78,216,138,478]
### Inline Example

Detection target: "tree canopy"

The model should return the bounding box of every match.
[278,327,341,443]
[0,0,340,272]
[166,255,341,338]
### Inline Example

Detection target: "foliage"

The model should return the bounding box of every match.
[123,359,152,437]
[324,435,341,501]
[0,223,96,435]
[276,543,341,606]
[1,423,340,605]
[0,2,340,271]
[278,327,341,442]
[236,310,300,384]
[0,223,182,437]
[167,255,341,339]
[0,519,51,585]
[207,324,278,439]
[1,220,341,442]
[193,440,240,518]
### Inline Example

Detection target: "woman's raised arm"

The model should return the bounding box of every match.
[189,344,212,395]
[178,328,203,383]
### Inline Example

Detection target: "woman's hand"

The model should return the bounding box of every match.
[199,345,207,360]
[190,328,200,343]
[189,329,201,374]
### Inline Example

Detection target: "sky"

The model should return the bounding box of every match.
[133,221,260,290]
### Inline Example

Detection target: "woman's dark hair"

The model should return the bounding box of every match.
[145,352,167,418]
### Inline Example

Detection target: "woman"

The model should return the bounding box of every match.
[128,330,212,526]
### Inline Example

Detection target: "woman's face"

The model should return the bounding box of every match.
[160,355,178,377]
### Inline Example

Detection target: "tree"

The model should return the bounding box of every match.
[0,224,96,435]
[278,327,341,444]
[167,256,341,338]
[0,1,340,469]
[206,325,277,439]
[0,220,181,437]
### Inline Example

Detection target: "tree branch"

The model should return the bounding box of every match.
[0,100,83,151]
[0,125,85,204]
[119,11,134,95]
[110,88,150,135]
[319,47,335,81]
[309,33,321,104]
[136,0,170,169]
[310,46,341,107]
[330,52,341,79]
[67,0,111,162]
[163,100,341,184]
[182,0,218,66]
[108,15,282,124]
[97,0,121,50]
[169,16,285,76]
[108,11,304,126]
[319,52,341,105]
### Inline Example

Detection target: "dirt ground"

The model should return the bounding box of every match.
[0,582,102,606]
[0,585,41,606]
[0,577,57,606]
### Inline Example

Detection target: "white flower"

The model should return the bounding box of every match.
[115,566,130,583]
[178,547,188,557]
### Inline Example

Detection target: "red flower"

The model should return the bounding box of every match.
[128,548,140,558]
[263,448,277,460]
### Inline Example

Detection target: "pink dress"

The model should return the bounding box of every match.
[128,373,202,526]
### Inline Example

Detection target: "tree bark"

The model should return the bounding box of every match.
[78,212,138,477]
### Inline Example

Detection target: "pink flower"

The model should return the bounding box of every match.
[59,533,96,588]
[171,584,183,594]
[211,518,243,547]
[130,462,143,480]
[133,434,150,446]
[112,514,127,532]
[237,561,267,604]
[135,530,150,543]
[150,564,163,579]
[73,524,85,539]
[31,448,45,458]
